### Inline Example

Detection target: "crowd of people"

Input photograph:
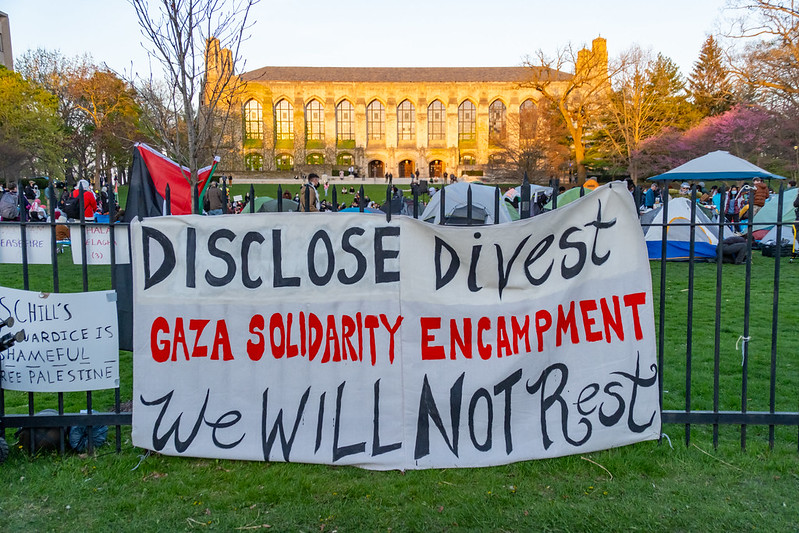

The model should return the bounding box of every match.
[0,178,120,223]
[640,177,785,233]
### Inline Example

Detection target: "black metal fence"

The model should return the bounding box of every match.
[1,176,797,457]
[0,179,130,455]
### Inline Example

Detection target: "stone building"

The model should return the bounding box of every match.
[212,38,607,180]
[0,11,12,71]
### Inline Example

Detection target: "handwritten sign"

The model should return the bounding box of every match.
[0,225,53,264]
[131,183,660,470]
[0,288,120,392]
[70,225,131,265]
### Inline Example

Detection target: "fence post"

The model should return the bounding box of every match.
[221,176,229,214]
[385,184,391,222]
[439,184,446,224]
[657,180,669,441]
[466,185,473,225]
[551,178,559,210]
[494,186,500,224]
[768,182,785,449]
[165,184,172,216]
[520,173,530,219]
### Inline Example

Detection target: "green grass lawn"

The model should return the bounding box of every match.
[1,199,799,531]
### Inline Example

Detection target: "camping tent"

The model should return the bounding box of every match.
[259,198,299,212]
[420,182,511,225]
[544,186,594,210]
[642,197,719,260]
[752,187,798,228]
[648,150,786,182]
[760,224,797,249]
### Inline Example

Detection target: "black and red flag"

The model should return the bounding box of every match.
[124,143,220,219]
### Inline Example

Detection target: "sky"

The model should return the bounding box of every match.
[4,0,731,78]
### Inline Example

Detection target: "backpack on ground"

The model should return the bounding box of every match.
[0,192,19,220]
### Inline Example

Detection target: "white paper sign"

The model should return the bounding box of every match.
[0,225,54,264]
[131,184,660,470]
[70,225,130,264]
[0,288,120,392]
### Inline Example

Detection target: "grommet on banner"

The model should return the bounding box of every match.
[736,335,751,366]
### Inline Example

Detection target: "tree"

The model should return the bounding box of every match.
[521,38,611,185]
[0,67,64,182]
[487,99,569,184]
[726,1,799,109]
[689,35,734,117]
[631,104,788,178]
[16,49,94,184]
[130,0,258,212]
[72,69,141,186]
[597,49,694,183]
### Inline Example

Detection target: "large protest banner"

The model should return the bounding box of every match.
[131,183,660,470]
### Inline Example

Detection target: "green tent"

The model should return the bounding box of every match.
[544,186,594,210]
[242,196,274,212]
[753,188,798,228]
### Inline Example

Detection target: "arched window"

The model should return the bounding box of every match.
[519,99,536,140]
[337,153,354,166]
[305,99,324,141]
[367,100,385,140]
[397,100,415,141]
[428,100,446,141]
[244,100,263,140]
[336,100,354,143]
[245,153,264,171]
[489,100,506,145]
[306,153,324,165]
[275,153,294,171]
[274,99,294,141]
[458,100,476,142]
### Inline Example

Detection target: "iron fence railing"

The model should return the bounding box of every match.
[1,175,797,455]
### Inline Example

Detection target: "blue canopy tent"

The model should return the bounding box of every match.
[648,150,786,182]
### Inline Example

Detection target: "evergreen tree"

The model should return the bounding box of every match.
[647,54,696,129]
[689,35,734,117]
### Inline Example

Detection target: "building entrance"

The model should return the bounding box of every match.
[399,159,415,178]
[429,160,444,178]
[369,160,384,178]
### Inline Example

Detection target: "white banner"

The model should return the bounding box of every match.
[0,225,53,264]
[131,184,660,470]
[0,287,120,392]
[70,225,130,265]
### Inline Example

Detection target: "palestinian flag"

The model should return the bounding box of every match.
[124,143,220,220]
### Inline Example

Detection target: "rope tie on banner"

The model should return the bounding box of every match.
[736,335,752,366]
[661,433,673,450]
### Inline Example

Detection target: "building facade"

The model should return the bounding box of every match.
[0,11,12,70]
[214,38,607,180]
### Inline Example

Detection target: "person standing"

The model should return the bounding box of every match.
[299,173,320,212]
[724,186,741,233]
[752,177,769,217]
[644,182,659,209]
[72,179,97,220]
[206,181,224,215]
